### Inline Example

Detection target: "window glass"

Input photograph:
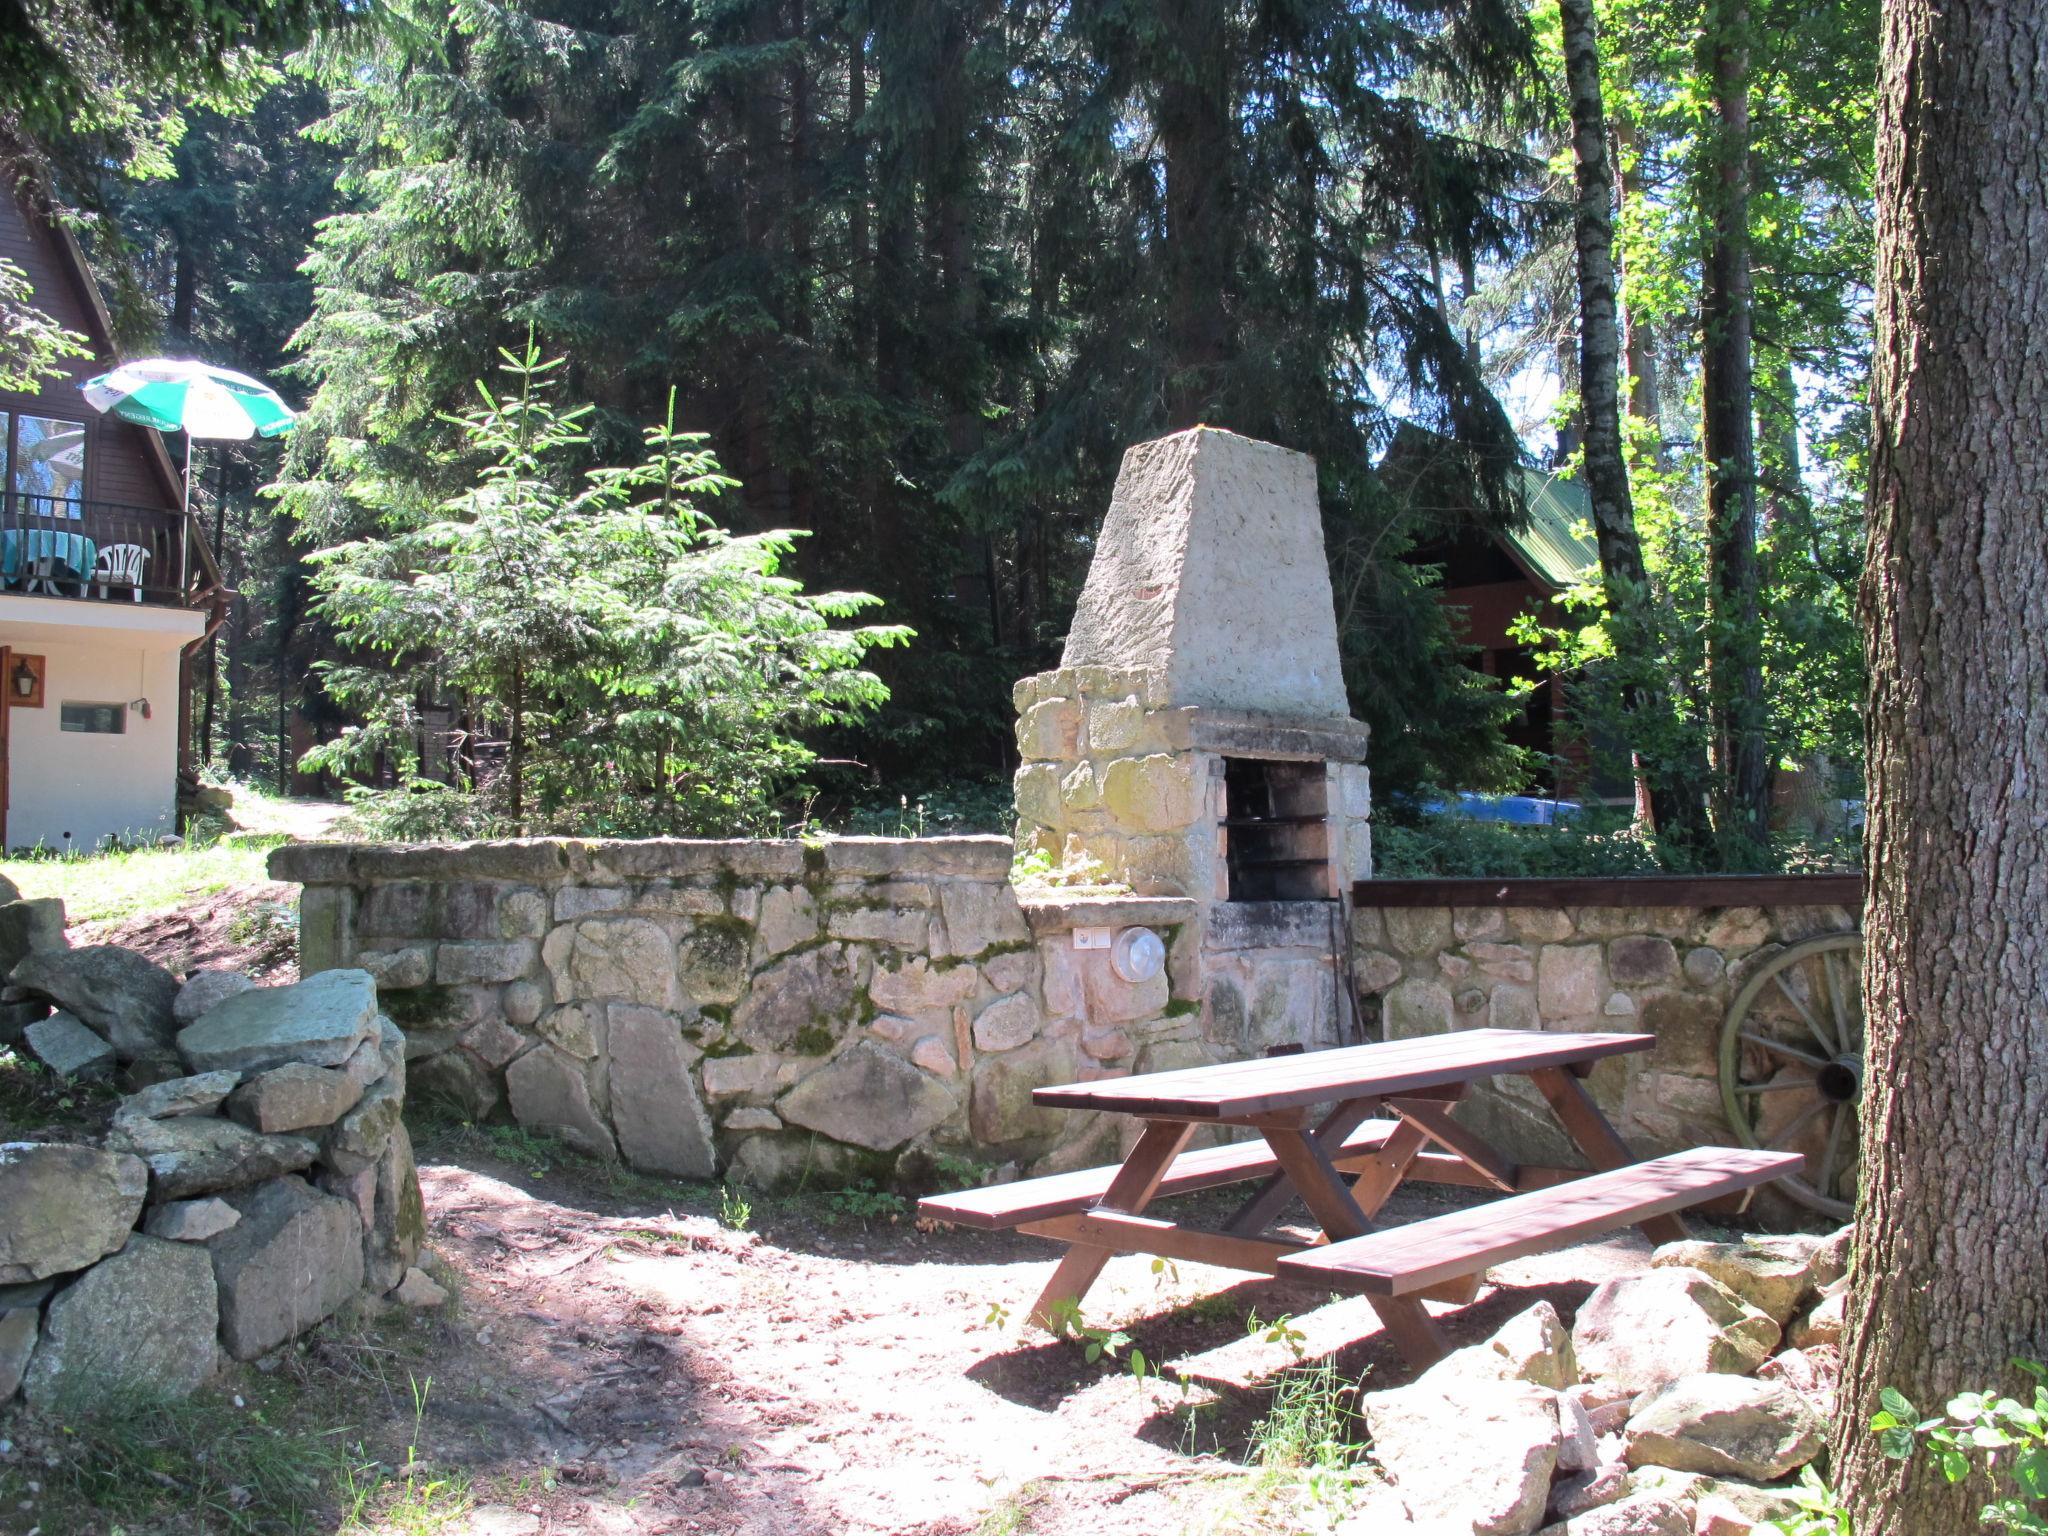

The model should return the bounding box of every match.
[13,415,87,517]
[59,702,125,734]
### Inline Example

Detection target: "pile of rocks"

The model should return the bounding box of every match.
[1,949,430,1411]
[1346,1226,1853,1535]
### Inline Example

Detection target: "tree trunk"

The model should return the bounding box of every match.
[1697,0,1770,857]
[1561,0,1713,857]
[1836,0,2048,1526]
[1157,0,1234,428]
[1613,118,1664,462]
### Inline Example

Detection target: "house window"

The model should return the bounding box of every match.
[60,702,125,734]
[1,411,88,518]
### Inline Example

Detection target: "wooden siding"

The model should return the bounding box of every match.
[0,191,181,516]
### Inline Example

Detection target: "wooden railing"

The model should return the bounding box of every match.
[0,492,219,608]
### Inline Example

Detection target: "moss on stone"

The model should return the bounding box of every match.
[793,1021,836,1056]
[1161,998,1201,1019]
[700,1037,752,1059]
[383,983,460,1028]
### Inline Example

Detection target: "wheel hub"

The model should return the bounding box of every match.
[1816,1051,1864,1104]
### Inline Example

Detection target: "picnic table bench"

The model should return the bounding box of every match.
[919,1028,1800,1367]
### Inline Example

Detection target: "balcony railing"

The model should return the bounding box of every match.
[0,492,222,609]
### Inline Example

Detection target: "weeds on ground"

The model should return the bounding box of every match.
[339,1374,472,1535]
[0,1047,118,1138]
[822,1179,909,1223]
[974,1478,1050,1535]
[720,1184,753,1231]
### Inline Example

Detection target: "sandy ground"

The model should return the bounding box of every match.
[347,1143,1659,1536]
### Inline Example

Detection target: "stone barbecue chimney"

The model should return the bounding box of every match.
[1011,426,1372,1054]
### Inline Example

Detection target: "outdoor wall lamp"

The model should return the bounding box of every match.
[130,697,152,720]
[12,658,35,699]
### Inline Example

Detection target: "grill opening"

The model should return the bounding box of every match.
[1222,757,1331,902]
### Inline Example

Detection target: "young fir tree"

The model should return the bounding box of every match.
[303,341,908,835]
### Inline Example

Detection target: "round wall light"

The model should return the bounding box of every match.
[1110,926,1166,985]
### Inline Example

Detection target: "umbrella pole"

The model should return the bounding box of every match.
[180,433,192,596]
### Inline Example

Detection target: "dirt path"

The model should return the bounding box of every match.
[375,1139,1658,1536]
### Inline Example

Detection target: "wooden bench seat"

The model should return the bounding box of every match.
[1277,1146,1804,1297]
[919,1120,1405,1230]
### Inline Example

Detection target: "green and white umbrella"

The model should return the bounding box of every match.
[83,358,296,441]
[82,358,295,512]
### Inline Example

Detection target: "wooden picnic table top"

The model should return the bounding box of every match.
[1031,1027,1654,1120]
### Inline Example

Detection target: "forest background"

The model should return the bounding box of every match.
[0,0,1876,870]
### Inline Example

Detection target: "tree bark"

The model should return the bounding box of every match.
[1561,0,1713,856]
[1697,0,1770,856]
[1836,0,2048,1524]
[1156,0,1235,428]
[1612,118,1664,462]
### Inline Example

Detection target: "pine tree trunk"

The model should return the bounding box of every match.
[1561,0,1713,857]
[1613,118,1664,460]
[1697,0,1770,856]
[1157,0,1234,428]
[1836,0,2048,1524]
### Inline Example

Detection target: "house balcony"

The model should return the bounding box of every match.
[0,492,223,610]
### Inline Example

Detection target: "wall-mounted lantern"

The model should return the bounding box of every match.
[8,654,44,708]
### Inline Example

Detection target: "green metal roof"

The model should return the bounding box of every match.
[1508,466,1600,591]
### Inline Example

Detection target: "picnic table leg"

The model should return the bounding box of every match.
[1530,1066,1689,1246]
[1262,1124,1450,1369]
[1026,1118,1195,1331]
[1224,1097,1385,1236]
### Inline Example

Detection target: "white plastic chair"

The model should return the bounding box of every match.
[93,543,149,602]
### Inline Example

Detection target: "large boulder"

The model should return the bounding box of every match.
[0,1143,149,1283]
[1649,1236,1818,1324]
[227,1062,364,1134]
[9,945,178,1063]
[1535,1495,1692,1536]
[22,1011,115,1080]
[1625,1374,1825,1481]
[0,897,68,978]
[780,1040,956,1152]
[106,1114,319,1200]
[1572,1267,1780,1394]
[505,1045,616,1159]
[176,968,379,1075]
[1364,1354,1562,1535]
[21,1234,219,1408]
[731,943,869,1053]
[608,1005,715,1178]
[173,970,257,1026]
[209,1177,365,1359]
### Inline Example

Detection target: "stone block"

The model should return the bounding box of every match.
[1573,1267,1780,1394]
[723,1106,782,1132]
[498,888,551,938]
[10,945,179,1064]
[1641,991,1724,1078]
[1608,936,1679,986]
[23,1011,115,1079]
[732,943,869,1053]
[505,1045,617,1159]
[1058,760,1102,811]
[1696,907,1770,949]
[677,923,752,1006]
[298,885,357,974]
[756,885,820,957]
[1087,695,1147,752]
[1364,1371,1560,1535]
[1650,1236,1818,1324]
[1682,945,1726,986]
[609,1005,715,1178]
[969,1036,1076,1146]
[365,1122,424,1292]
[1384,908,1452,957]
[173,970,257,1026]
[554,886,632,921]
[1353,950,1403,994]
[1538,944,1606,1019]
[460,1015,528,1069]
[105,1114,319,1201]
[116,1070,241,1122]
[0,1306,34,1400]
[502,979,546,1027]
[436,940,537,985]
[210,1178,364,1359]
[1016,698,1083,760]
[357,881,431,939]
[1099,753,1198,833]
[826,904,930,948]
[982,948,1039,996]
[1452,906,1508,942]
[177,968,379,1075]
[702,1052,780,1101]
[779,1040,955,1151]
[1383,977,1452,1039]
[1507,908,1576,943]
[0,1144,150,1284]
[322,1073,404,1176]
[357,946,433,990]
[0,896,67,975]
[1625,1375,1823,1481]
[228,1063,365,1134]
[972,993,1038,1052]
[538,1001,605,1060]
[1466,941,1536,983]
[23,1234,218,1406]
[937,881,1030,958]
[438,881,509,939]
[145,1196,242,1242]
[542,916,676,1008]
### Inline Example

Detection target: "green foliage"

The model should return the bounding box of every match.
[718,1185,752,1233]
[300,339,909,835]
[1372,804,1669,876]
[822,1180,909,1224]
[1757,1361,2048,1536]
[0,257,89,391]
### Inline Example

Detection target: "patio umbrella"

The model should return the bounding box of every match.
[82,358,296,512]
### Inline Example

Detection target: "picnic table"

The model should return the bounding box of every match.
[920,1028,1800,1367]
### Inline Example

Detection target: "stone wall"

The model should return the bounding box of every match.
[271,837,1209,1188]
[1351,887,1862,1172]
[2,965,427,1410]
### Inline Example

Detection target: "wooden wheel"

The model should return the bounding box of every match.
[1717,932,1864,1220]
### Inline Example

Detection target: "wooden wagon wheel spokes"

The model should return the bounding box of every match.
[1718,931,1866,1221]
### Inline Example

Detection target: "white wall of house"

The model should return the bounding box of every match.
[0,595,201,853]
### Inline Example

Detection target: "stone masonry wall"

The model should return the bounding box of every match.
[271,837,1205,1189]
[1351,897,1861,1173]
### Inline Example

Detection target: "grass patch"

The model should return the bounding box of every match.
[0,1046,118,1138]
[974,1479,1049,1536]
[3,833,290,926]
